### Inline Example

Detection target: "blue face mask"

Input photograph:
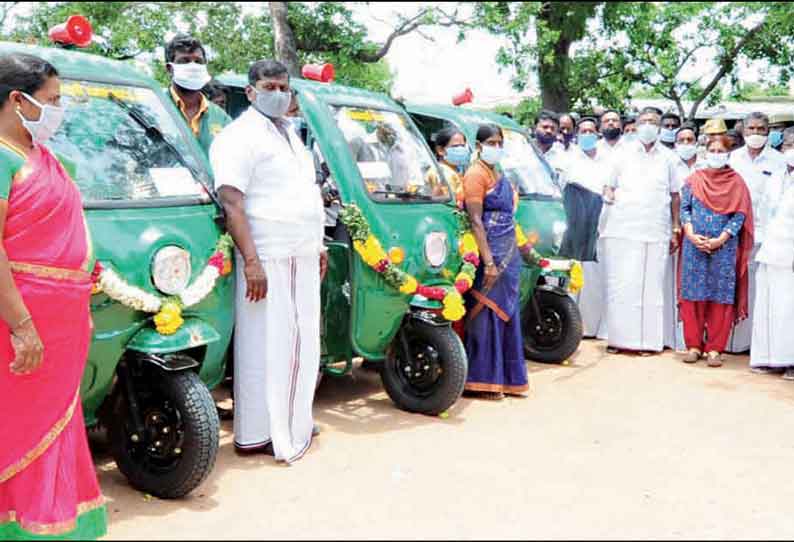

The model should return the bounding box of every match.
[444,145,470,169]
[660,128,677,143]
[770,130,784,148]
[578,133,598,152]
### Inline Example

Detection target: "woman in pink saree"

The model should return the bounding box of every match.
[0,53,106,539]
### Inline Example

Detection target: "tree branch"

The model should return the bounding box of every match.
[688,20,765,119]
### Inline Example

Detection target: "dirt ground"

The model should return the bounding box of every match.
[93,340,794,540]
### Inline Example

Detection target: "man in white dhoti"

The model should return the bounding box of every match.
[663,123,704,351]
[727,112,787,354]
[566,117,615,339]
[601,107,681,354]
[211,59,327,463]
[750,127,794,379]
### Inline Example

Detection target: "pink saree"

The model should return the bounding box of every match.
[0,143,106,539]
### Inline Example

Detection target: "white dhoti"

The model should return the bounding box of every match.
[233,252,321,463]
[725,244,760,353]
[576,238,608,339]
[662,252,686,351]
[750,263,794,368]
[604,238,667,352]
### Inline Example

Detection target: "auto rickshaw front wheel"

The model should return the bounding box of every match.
[108,364,220,499]
[522,289,583,363]
[381,319,467,416]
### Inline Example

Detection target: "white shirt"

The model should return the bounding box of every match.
[757,179,794,268]
[601,140,680,243]
[565,146,616,195]
[544,141,571,187]
[210,107,324,259]
[596,137,625,159]
[673,157,705,188]
[729,145,787,244]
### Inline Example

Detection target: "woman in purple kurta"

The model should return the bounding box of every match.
[462,124,528,400]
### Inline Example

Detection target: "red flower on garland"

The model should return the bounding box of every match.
[374,259,389,273]
[91,261,104,283]
[417,285,447,300]
[539,259,550,268]
[463,253,480,267]
[454,279,470,294]
[208,252,225,274]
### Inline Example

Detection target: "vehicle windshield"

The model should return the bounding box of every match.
[331,105,450,203]
[49,79,210,203]
[501,129,561,199]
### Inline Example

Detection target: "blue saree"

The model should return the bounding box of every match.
[464,173,529,395]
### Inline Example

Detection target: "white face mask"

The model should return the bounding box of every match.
[676,143,697,161]
[170,62,211,91]
[16,92,65,143]
[706,152,730,169]
[784,149,794,168]
[252,88,291,119]
[636,123,659,145]
[745,134,768,149]
[480,144,504,166]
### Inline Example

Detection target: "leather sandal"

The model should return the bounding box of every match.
[683,349,701,364]
[706,351,723,367]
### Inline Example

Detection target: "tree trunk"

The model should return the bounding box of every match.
[536,2,581,112]
[269,1,301,78]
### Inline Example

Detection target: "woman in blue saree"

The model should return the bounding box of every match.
[462,124,528,400]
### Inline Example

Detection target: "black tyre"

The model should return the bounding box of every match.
[381,320,467,415]
[108,368,220,499]
[523,289,583,363]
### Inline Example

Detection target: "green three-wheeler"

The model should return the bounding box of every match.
[216,73,468,415]
[0,41,233,498]
[407,104,583,363]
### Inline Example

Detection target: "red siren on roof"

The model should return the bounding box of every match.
[302,63,335,83]
[452,88,473,106]
[48,15,93,48]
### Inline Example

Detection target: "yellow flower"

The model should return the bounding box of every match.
[399,275,418,295]
[459,232,479,256]
[154,302,184,335]
[515,223,528,247]
[569,261,584,294]
[354,235,386,267]
[221,259,233,276]
[442,290,466,321]
[527,230,540,245]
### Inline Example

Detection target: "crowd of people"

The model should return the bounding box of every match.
[529,106,794,376]
[2,29,794,541]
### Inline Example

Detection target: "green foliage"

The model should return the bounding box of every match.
[5,1,396,94]
[471,1,794,119]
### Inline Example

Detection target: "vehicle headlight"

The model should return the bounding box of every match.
[552,220,567,249]
[424,232,448,268]
[152,246,192,295]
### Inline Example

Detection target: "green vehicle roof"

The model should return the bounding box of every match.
[215,72,405,113]
[0,41,155,87]
[406,103,526,133]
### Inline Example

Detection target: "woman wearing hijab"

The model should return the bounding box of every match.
[678,135,754,366]
[0,53,107,539]
[431,126,469,205]
[461,124,528,400]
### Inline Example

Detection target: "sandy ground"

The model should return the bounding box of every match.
[93,340,794,540]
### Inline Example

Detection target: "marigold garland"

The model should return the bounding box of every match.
[339,204,478,321]
[91,234,234,335]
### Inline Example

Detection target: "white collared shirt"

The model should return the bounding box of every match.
[565,145,616,195]
[757,179,794,268]
[596,137,625,159]
[729,145,786,244]
[673,157,705,187]
[600,140,680,243]
[210,107,324,259]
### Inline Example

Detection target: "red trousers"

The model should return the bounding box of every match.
[680,300,735,353]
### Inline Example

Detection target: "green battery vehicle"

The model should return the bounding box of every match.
[407,104,583,363]
[215,73,468,415]
[0,40,233,498]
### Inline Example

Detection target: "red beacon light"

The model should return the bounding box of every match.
[48,15,93,48]
[452,88,473,106]
[302,63,335,83]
